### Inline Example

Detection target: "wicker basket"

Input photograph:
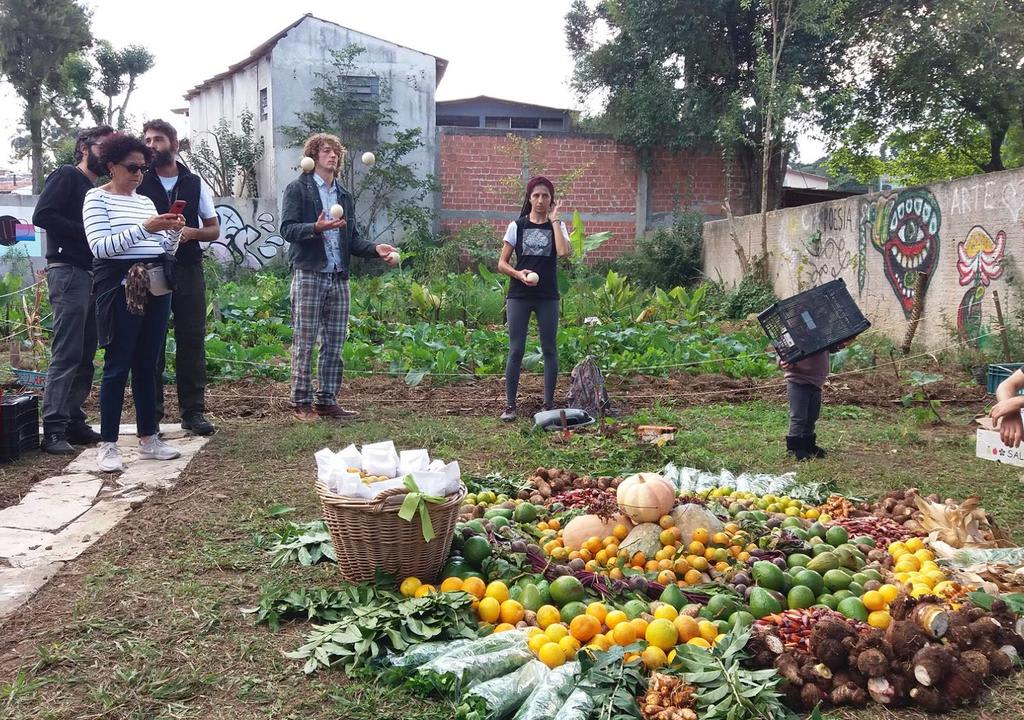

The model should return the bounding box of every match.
[316,480,467,583]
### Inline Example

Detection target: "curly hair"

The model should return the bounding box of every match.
[98,133,152,168]
[142,118,178,144]
[302,133,346,162]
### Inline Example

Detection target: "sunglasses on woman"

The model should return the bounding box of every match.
[118,162,149,174]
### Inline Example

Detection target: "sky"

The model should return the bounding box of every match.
[0,0,826,172]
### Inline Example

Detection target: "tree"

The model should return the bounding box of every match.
[822,0,1024,182]
[186,108,264,197]
[88,40,154,129]
[280,44,437,244]
[0,0,91,192]
[565,0,845,276]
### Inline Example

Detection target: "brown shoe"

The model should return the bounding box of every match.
[293,404,319,422]
[315,403,359,418]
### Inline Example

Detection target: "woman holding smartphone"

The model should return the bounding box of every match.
[497,176,570,421]
[84,133,185,472]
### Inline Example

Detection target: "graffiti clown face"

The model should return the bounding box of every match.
[870,189,941,317]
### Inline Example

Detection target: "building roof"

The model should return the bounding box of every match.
[785,167,830,183]
[184,14,448,100]
[436,95,573,114]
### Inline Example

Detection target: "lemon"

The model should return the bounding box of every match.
[538,642,565,668]
[399,577,422,597]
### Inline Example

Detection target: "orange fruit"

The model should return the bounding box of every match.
[584,536,603,554]
[674,615,699,642]
[570,614,601,643]
[494,622,516,633]
[548,518,560,530]
[878,584,899,604]
[586,602,609,625]
[868,610,891,630]
[559,635,581,660]
[400,577,423,597]
[485,581,509,602]
[645,618,678,651]
[631,552,647,567]
[605,610,628,629]
[439,577,464,593]
[544,623,569,643]
[500,599,525,624]
[611,620,637,646]
[861,591,886,612]
[630,618,649,639]
[462,577,486,600]
[612,524,629,540]
[642,645,668,669]
[414,584,436,598]
[528,633,549,654]
[690,557,709,572]
[683,569,703,585]
[697,620,718,643]
[658,515,675,529]
[536,605,560,629]
[692,528,710,545]
[688,541,706,556]
[654,604,678,621]
[478,596,501,623]
[687,637,712,649]
[538,642,565,668]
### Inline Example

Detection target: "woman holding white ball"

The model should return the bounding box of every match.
[496,176,570,422]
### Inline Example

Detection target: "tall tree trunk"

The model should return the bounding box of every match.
[983,121,1007,173]
[28,95,44,193]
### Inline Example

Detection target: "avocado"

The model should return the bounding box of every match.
[749,587,783,618]
[752,561,786,591]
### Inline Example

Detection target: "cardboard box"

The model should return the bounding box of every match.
[976,428,1024,467]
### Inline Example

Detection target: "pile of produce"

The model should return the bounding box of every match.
[256,467,1024,719]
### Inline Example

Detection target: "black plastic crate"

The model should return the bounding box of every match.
[758,279,871,363]
[0,393,39,462]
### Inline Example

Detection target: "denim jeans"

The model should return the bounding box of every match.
[98,288,171,442]
[41,265,97,434]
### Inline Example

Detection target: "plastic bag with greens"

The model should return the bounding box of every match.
[422,629,527,664]
[416,645,533,697]
[388,639,471,668]
[456,659,549,720]
[557,684,595,719]
[512,661,579,720]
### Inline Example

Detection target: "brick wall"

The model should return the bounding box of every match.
[438,128,749,260]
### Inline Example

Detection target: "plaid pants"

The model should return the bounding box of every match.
[290,270,350,406]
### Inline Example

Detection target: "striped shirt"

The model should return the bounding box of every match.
[84,188,179,260]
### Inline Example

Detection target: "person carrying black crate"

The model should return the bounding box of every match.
[990,368,1024,447]
[778,339,855,461]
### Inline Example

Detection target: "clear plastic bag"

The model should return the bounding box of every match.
[458,659,549,720]
[512,662,579,720]
[388,639,471,668]
[417,645,533,697]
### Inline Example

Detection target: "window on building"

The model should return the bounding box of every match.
[259,88,268,121]
[511,117,541,129]
[437,114,480,127]
[485,116,512,129]
[343,75,381,107]
[540,117,565,130]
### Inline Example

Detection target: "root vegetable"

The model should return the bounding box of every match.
[960,649,991,678]
[831,682,868,707]
[774,654,803,686]
[533,478,552,497]
[856,648,889,678]
[912,646,954,686]
[941,667,977,706]
[910,686,945,712]
[886,621,929,660]
[867,676,894,704]
[910,604,949,639]
[799,683,823,708]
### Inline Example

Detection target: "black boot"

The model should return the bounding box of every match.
[786,435,812,461]
[807,434,827,459]
[42,433,76,455]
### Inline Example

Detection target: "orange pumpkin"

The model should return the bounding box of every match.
[616,473,676,523]
[562,514,634,550]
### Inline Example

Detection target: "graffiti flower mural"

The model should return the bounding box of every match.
[956,226,1006,346]
[868,189,941,317]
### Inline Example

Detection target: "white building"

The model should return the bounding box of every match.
[182,14,447,242]
[783,167,830,190]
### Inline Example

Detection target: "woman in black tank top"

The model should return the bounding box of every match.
[496,176,571,421]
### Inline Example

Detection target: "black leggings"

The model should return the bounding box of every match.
[505,297,559,408]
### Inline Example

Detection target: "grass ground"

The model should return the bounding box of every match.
[1,397,1023,719]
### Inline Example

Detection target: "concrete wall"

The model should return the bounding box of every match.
[438,128,749,261]
[269,17,437,244]
[703,168,1024,349]
[0,195,285,275]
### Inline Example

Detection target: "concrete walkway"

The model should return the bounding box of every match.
[0,425,210,619]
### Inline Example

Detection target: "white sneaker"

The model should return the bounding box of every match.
[97,442,124,472]
[139,435,181,461]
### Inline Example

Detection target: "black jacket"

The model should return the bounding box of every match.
[136,160,205,265]
[280,172,378,273]
[33,165,95,271]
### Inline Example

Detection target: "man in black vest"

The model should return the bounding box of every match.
[137,119,219,435]
[33,124,113,454]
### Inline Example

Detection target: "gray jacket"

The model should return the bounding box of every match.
[280,172,379,272]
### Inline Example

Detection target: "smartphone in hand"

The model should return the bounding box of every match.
[169,200,187,215]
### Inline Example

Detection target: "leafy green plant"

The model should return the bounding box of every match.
[900,371,945,423]
[285,582,477,674]
[595,270,638,320]
[247,585,351,631]
[671,627,792,720]
[579,644,648,720]
[618,209,705,288]
[267,520,336,568]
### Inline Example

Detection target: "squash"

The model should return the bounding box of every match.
[616,472,675,524]
[562,513,633,550]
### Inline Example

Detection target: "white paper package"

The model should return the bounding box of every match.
[316,443,461,499]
